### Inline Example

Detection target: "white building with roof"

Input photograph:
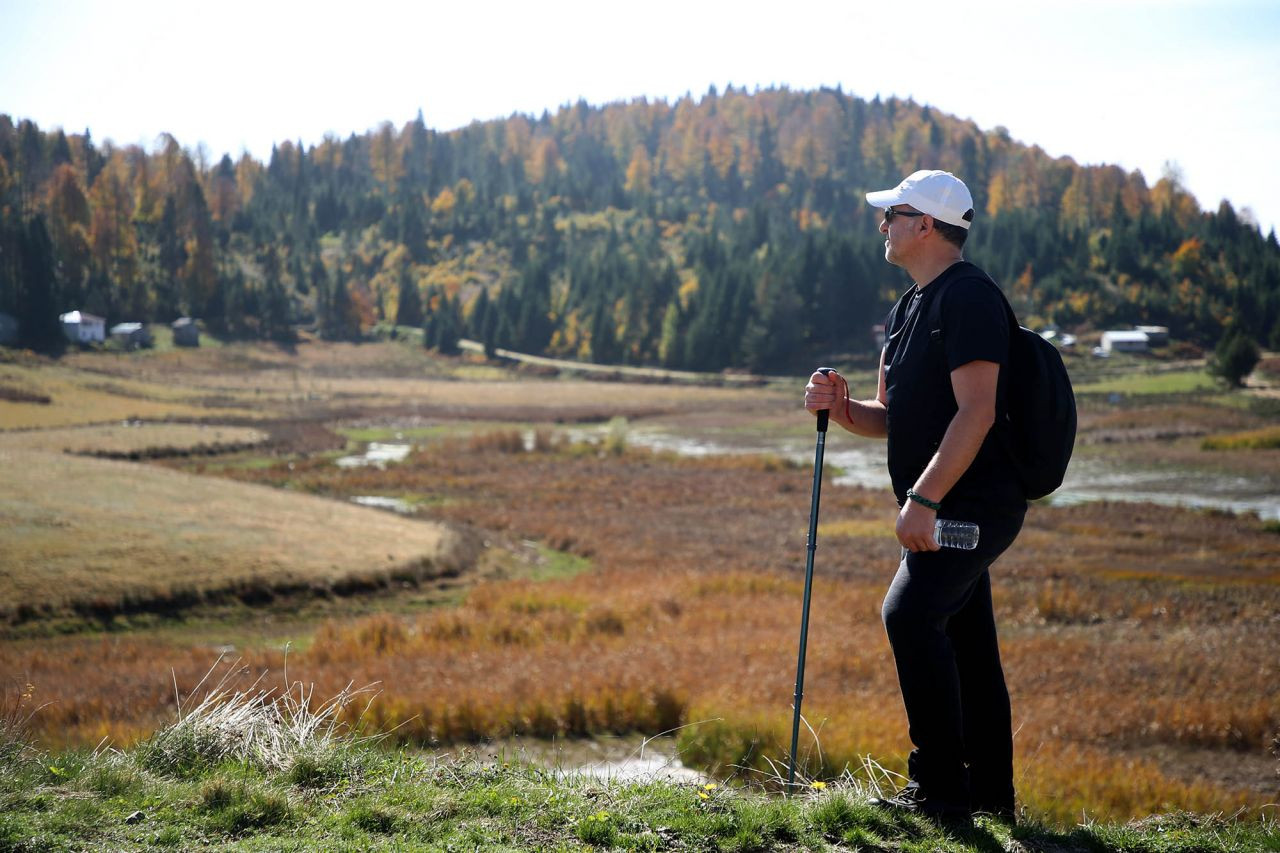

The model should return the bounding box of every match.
[1100,329,1149,354]
[59,310,106,344]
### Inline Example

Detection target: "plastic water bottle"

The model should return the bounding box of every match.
[934,519,979,550]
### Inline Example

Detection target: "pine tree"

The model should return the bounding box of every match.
[398,190,429,263]
[1210,328,1260,387]
[18,215,63,351]
[468,287,490,342]
[588,302,618,364]
[395,267,423,328]
[423,288,461,354]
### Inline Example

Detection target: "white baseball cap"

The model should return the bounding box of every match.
[865,170,975,229]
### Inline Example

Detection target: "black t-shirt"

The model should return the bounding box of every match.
[882,261,1025,517]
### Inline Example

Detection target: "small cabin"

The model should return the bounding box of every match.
[1134,325,1169,347]
[172,317,200,347]
[1100,330,1150,354]
[110,322,153,350]
[59,310,106,344]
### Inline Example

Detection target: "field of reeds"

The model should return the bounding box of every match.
[2,338,1278,831]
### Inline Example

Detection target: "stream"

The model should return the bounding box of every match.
[336,427,1280,522]
[621,428,1280,522]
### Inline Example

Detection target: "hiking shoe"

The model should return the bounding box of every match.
[869,784,973,829]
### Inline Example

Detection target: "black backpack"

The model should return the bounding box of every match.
[927,264,1077,500]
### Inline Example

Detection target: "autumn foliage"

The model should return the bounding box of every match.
[3,87,1278,362]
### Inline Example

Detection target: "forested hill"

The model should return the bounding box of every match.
[3,86,1278,369]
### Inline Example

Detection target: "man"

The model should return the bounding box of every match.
[804,169,1025,827]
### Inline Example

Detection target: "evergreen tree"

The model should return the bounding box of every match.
[423,287,461,354]
[1210,328,1260,387]
[398,190,429,263]
[588,302,618,364]
[18,215,63,351]
[468,287,491,341]
[259,248,293,341]
[437,294,462,354]
[395,268,423,328]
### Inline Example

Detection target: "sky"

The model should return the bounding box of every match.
[2,0,1278,236]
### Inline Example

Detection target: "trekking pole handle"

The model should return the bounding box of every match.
[815,367,834,433]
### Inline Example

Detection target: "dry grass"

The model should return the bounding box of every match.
[136,655,378,777]
[0,359,244,429]
[0,422,267,455]
[5,435,1277,825]
[49,339,788,425]
[0,448,466,621]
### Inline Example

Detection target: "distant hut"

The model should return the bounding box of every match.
[1101,329,1149,354]
[59,310,106,344]
[1134,325,1169,347]
[0,311,18,346]
[110,322,153,350]
[172,317,200,347]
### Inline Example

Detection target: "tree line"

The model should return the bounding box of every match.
[2,85,1277,368]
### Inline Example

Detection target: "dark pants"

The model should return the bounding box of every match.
[880,508,1025,812]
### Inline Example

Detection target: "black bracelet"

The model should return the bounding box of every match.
[906,489,942,511]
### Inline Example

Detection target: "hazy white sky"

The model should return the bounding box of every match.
[3,0,1278,235]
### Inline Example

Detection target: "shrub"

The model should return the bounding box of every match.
[1209,329,1260,387]
[468,430,526,454]
[1200,426,1280,451]
[602,416,628,455]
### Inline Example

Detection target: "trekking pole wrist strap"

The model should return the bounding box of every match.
[906,489,942,511]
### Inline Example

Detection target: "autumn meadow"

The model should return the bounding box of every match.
[2,339,1279,831]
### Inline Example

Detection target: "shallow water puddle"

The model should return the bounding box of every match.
[336,442,412,468]
[351,495,414,513]
[623,426,1280,520]
[432,735,711,785]
[564,753,709,784]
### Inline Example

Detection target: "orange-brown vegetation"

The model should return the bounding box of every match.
[4,432,1277,825]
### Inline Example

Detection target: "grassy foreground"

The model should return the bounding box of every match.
[2,681,1276,853]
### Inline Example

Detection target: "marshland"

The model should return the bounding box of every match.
[3,338,1278,850]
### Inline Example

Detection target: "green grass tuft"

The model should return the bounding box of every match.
[2,728,1278,851]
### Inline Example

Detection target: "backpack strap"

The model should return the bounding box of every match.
[926,261,1020,345]
[923,261,1019,446]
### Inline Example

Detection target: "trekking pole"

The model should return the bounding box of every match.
[788,367,833,791]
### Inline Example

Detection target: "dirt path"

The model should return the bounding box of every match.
[456,339,768,384]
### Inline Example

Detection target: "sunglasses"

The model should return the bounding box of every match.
[883,208,927,223]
